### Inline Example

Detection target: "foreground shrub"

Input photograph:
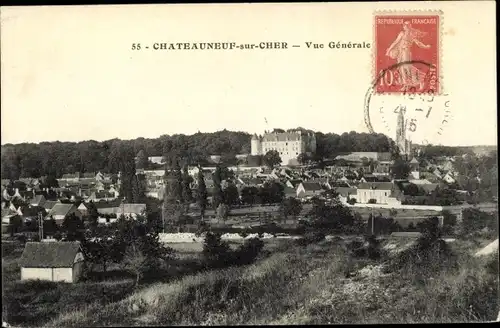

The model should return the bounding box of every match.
[347,235,381,259]
[389,233,455,274]
[233,237,265,265]
[202,232,265,269]
[202,232,232,268]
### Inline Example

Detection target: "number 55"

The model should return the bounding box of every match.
[132,43,141,50]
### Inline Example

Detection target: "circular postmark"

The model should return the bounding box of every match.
[365,60,451,147]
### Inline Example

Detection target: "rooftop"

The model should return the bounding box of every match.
[19,242,82,268]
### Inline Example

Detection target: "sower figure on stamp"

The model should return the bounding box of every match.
[385,21,431,92]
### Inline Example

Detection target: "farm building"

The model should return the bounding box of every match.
[18,241,85,283]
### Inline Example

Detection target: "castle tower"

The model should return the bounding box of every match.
[251,134,262,156]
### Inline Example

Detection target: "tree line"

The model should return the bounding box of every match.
[1,129,397,180]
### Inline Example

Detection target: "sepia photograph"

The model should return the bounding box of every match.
[1,2,498,326]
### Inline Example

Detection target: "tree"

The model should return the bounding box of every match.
[307,197,360,234]
[122,243,148,287]
[263,150,282,169]
[43,217,59,237]
[212,165,225,210]
[162,161,184,231]
[82,225,126,274]
[86,201,99,228]
[223,183,239,206]
[135,149,149,170]
[216,203,230,223]
[131,174,146,204]
[8,215,23,237]
[117,217,175,284]
[281,197,303,223]
[44,174,59,188]
[259,182,284,204]
[220,153,238,166]
[181,165,193,205]
[297,153,310,165]
[240,186,260,206]
[0,130,396,180]
[196,168,208,220]
[391,158,411,179]
[61,214,84,241]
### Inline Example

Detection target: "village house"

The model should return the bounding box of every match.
[285,179,303,189]
[356,182,401,205]
[283,186,297,198]
[441,171,455,184]
[2,188,26,203]
[89,190,117,202]
[308,178,332,190]
[335,187,358,204]
[29,194,46,207]
[77,202,89,216]
[47,203,82,224]
[145,186,164,199]
[16,205,46,223]
[238,177,264,188]
[58,173,81,185]
[19,241,85,283]
[116,203,147,219]
[43,200,59,212]
[373,160,393,175]
[296,182,324,198]
[94,199,122,215]
[1,207,20,225]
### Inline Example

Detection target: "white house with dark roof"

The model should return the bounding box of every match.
[19,241,85,283]
[296,182,324,198]
[356,182,401,205]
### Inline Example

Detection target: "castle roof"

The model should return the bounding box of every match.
[262,131,304,142]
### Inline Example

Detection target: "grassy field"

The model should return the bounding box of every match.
[2,234,496,327]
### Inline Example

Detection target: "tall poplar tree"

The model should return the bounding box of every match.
[212,165,225,210]
[161,159,184,231]
[196,166,208,220]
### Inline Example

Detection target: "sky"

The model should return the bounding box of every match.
[1,2,497,146]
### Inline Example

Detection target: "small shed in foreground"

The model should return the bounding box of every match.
[19,241,85,283]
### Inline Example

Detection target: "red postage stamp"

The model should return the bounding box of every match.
[374,12,442,95]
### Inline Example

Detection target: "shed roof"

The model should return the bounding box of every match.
[19,241,82,268]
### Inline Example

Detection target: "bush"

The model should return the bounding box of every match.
[364,234,381,260]
[202,232,231,268]
[368,199,377,204]
[233,238,265,265]
[485,254,498,275]
[17,234,27,244]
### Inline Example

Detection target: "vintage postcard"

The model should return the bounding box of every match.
[1,2,498,327]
